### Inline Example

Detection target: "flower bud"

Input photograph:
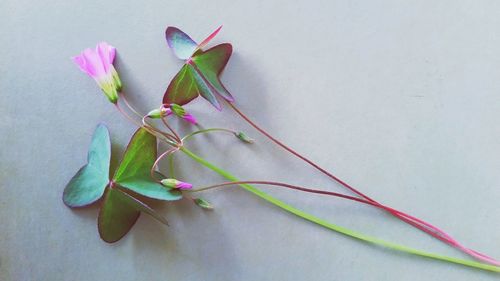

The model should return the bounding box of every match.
[169,104,197,124]
[193,198,214,210]
[182,113,197,124]
[170,104,186,116]
[147,108,163,119]
[161,178,193,190]
[234,132,254,144]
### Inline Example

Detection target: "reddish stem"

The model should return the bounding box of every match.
[228,102,499,265]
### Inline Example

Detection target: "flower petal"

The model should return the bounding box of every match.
[182,113,197,124]
[72,54,89,74]
[82,48,105,78]
[97,42,115,73]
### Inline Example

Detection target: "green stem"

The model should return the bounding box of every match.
[182,128,235,142]
[179,146,500,273]
[168,154,175,178]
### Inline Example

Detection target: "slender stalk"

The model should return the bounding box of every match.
[180,122,499,263]
[119,92,143,118]
[161,116,181,142]
[180,124,482,257]
[141,115,179,144]
[113,98,498,267]
[181,128,236,142]
[228,102,499,265]
[115,102,178,146]
[151,147,179,182]
[189,179,500,265]
[179,146,500,273]
[168,153,175,178]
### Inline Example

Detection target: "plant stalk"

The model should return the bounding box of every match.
[179,145,500,273]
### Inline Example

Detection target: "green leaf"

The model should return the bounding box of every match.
[163,63,221,110]
[191,44,234,102]
[113,128,182,201]
[163,64,199,106]
[189,63,221,110]
[63,124,111,207]
[98,187,168,243]
[116,178,182,200]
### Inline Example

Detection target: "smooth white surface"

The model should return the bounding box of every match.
[1,1,500,280]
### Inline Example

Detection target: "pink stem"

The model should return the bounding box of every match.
[150,147,180,182]
[161,115,181,142]
[228,102,499,265]
[119,92,143,118]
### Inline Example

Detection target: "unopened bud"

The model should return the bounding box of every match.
[147,108,163,119]
[169,104,197,124]
[182,113,197,124]
[161,178,193,190]
[193,198,214,210]
[170,104,186,116]
[235,132,254,144]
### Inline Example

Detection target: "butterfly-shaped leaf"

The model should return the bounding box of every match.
[64,126,180,243]
[112,128,182,201]
[98,187,168,243]
[163,26,233,110]
[63,124,110,207]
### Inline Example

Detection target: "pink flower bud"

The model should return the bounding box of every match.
[161,178,193,190]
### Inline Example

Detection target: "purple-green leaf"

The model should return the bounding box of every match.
[63,124,110,207]
[98,187,168,243]
[165,25,222,60]
[165,26,198,60]
[163,26,233,110]
[112,128,182,201]
[163,64,199,106]
[189,62,222,109]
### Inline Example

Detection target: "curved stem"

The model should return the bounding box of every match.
[228,102,375,201]
[182,128,236,142]
[228,102,499,265]
[179,146,500,273]
[150,147,180,182]
[189,179,500,265]
[161,116,181,142]
[141,115,179,144]
[115,102,178,147]
[115,102,143,128]
[119,92,143,118]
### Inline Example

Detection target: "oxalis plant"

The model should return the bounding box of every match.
[65,26,500,272]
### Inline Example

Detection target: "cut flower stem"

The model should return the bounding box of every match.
[227,102,499,265]
[179,146,500,273]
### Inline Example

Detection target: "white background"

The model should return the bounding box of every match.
[1,0,500,280]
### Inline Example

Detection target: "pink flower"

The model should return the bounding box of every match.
[72,42,122,103]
